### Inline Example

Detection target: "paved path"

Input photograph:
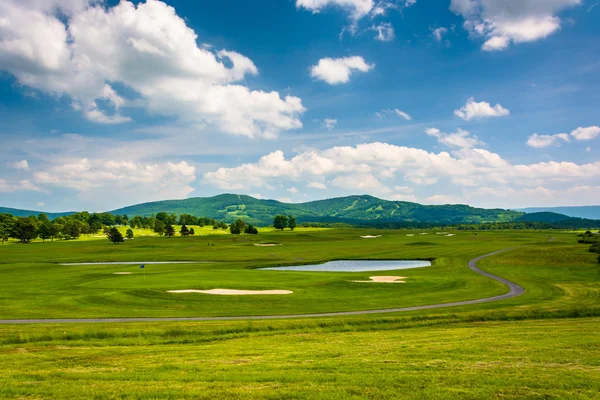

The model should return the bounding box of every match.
[0,249,524,325]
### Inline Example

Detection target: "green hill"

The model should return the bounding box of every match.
[516,206,600,220]
[0,207,75,220]
[109,194,526,225]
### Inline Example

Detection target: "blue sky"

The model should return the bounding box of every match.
[0,0,598,212]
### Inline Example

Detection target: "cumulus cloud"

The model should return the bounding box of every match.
[431,27,448,41]
[450,0,582,51]
[324,118,338,130]
[33,159,196,208]
[425,128,482,149]
[372,23,395,41]
[0,0,305,138]
[0,179,43,193]
[296,0,375,20]
[571,126,600,141]
[203,141,600,206]
[454,97,510,121]
[526,133,570,148]
[7,160,29,170]
[310,56,374,85]
[308,181,328,189]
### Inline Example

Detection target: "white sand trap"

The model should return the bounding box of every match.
[113,272,132,275]
[436,232,449,235]
[360,235,381,239]
[406,234,415,237]
[352,276,407,283]
[168,289,292,295]
[254,244,282,247]
[419,233,428,235]
[445,234,456,237]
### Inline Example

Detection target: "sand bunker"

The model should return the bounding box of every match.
[351,276,407,283]
[360,235,381,239]
[406,234,415,237]
[254,243,282,247]
[445,234,456,237]
[113,272,132,275]
[168,289,293,295]
[419,233,428,235]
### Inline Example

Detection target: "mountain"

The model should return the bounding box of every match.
[516,206,600,220]
[0,207,75,220]
[110,194,526,225]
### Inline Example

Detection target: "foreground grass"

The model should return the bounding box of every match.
[0,315,598,399]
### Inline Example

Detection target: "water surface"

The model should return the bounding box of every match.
[261,260,431,272]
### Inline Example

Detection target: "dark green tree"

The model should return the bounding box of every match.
[12,217,38,243]
[180,224,190,237]
[288,215,297,231]
[229,219,246,235]
[154,219,165,236]
[189,227,195,236]
[0,213,16,244]
[107,227,124,244]
[38,221,53,242]
[244,224,259,234]
[273,215,288,230]
[165,224,175,237]
[126,228,134,239]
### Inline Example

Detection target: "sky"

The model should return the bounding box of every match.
[0,0,599,212]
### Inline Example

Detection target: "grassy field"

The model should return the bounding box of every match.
[0,228,599,398]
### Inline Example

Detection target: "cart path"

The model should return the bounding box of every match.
[0,249,524,325]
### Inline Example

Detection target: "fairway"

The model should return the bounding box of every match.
[1,228,599,399]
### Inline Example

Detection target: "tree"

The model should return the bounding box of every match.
[189,228,195,236]
[49,223,61,241]
[288,215,296,231]
[154,220,165,236]
[126,228,134,239]
[165,224,175,238]
[62,220,81,240]
[273,215,288,230]
[244,224,258,234]
[230,219,246,235]
[115,215,124,226]
[0,213,16,244]
[90,221,102,235]
[12,217,38,243]
[38,221,53,242]
[107,227,124,244]
[180,224,190,237]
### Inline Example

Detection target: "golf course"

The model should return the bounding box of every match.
[1,228,599,398]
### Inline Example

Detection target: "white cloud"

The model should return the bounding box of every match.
[36,202,45,207]
[454,97,510,121]
[450,0,583,51]
[0,179,43,193]
[0,0,305,138]
[425,128,482,149]
[287,186,299,194]
[33,159,196,209]
[586,147,592,153]
[308,181,327,189]
[7,160,29,170]
[203,141,600,207]
[431,27,448,41]
[526,133,570,148]
[394,109,412,121]
[571,126,600,141]
[296,0,375,20]
[310,56,374,85]
[324,118,338,130]
[372,23,395,41]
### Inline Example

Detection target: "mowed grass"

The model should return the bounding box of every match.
[0,317,599,399]
[0,229,598,319]
[1,229,600,398]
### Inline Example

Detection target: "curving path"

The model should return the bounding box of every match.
[0,249,524,325]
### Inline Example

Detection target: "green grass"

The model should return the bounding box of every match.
[1,228,599,398]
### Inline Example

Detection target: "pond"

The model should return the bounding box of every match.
[260,260,432,272]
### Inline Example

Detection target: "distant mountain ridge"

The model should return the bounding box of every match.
[3,195,599,227]
[516,206,600,220]
[0,207,75,220]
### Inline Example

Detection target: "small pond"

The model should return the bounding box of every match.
[260,260,431,272]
